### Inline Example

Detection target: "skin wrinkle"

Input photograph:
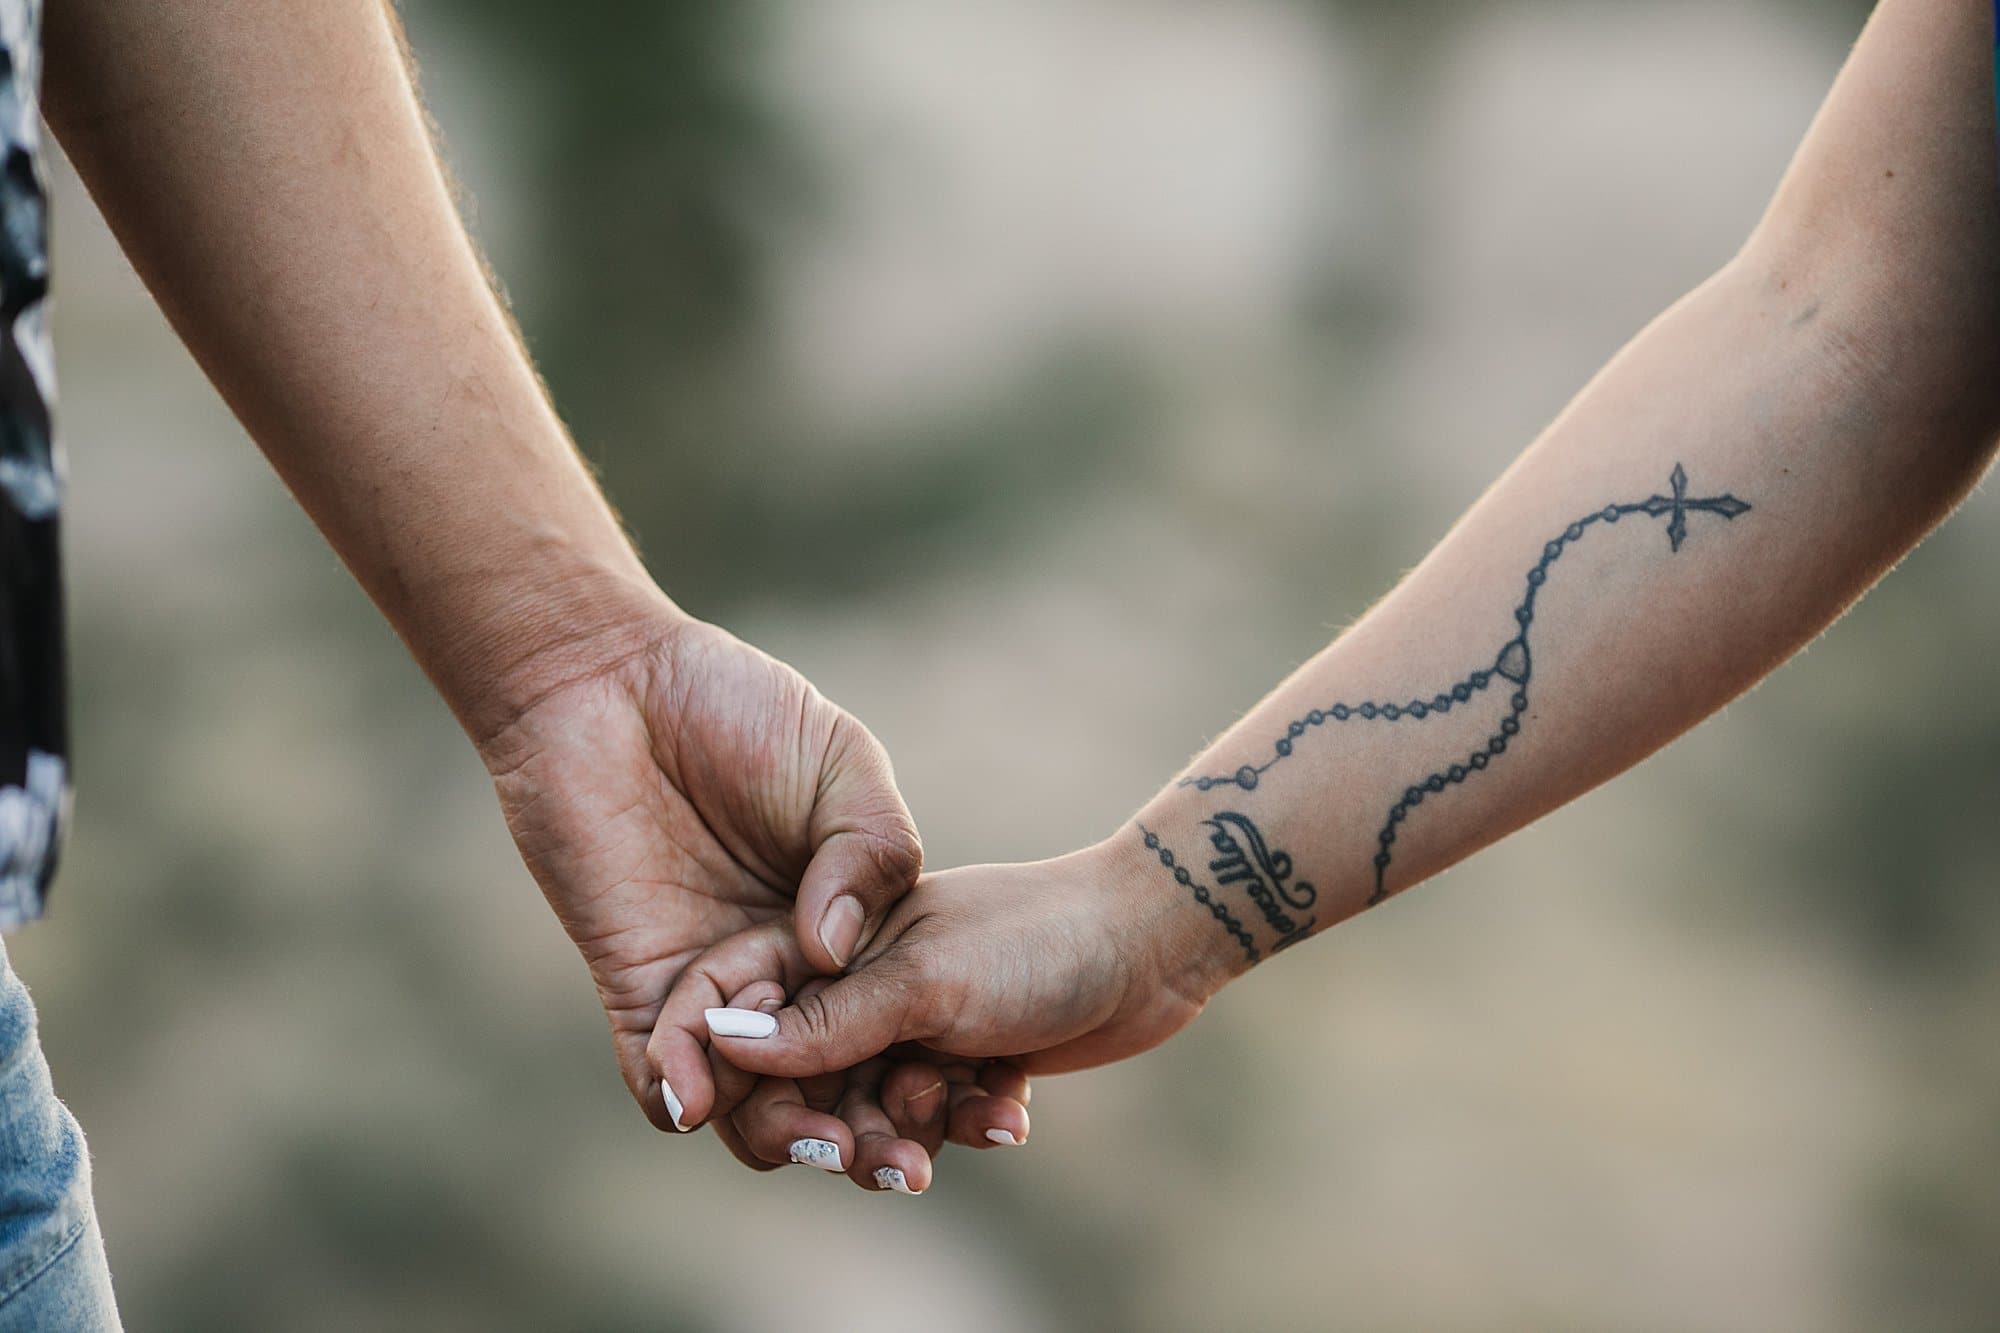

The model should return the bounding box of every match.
[476,623,666,762]
[652,685,803,897]
[780,677,820,859]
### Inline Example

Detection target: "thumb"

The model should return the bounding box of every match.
[794,716,923,974]
[705,953,932,1080]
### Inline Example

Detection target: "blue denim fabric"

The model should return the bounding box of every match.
[0,942,117,1330]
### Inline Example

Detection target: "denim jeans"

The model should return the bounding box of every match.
[0,940,117,1329]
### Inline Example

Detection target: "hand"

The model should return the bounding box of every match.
[653,836,1234,1103]
[679,950,1035,1192]
[472,591,925,1130]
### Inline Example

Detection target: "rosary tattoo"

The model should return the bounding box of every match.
[1146,465,1752,964]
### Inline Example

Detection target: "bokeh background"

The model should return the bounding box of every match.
[20,0,2000,1328]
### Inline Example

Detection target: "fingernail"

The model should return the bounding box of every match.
[789,1138,843,1172]
[906,1079,946,1124]
[985,1129,1023,1147]
[818,896,866,968]
[660,1076,690,1132]
[874,1167,918,1195]
[756,995,783,1013]
[705,1008,778,1039]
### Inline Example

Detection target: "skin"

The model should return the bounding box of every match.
[39,0,1019,1186]
[686,0,2000,1101]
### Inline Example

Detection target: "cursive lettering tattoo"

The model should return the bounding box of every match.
[1181,465,1751,910]
[1202,810,1316,949]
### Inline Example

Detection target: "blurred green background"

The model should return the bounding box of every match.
[21,0,2000,1328]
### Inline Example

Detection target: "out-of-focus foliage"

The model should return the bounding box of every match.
[411,0,1156,611]
[20,1,1999,1329]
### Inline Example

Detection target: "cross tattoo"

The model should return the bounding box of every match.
[1637,463,1752,553]
[1172,458,1758,942]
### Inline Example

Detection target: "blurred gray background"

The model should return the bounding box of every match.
[22,0,2000,1328]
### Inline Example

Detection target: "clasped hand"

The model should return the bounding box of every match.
[475,594,1225,1194]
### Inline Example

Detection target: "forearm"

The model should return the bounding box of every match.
[1124,0,2000,984]
[44,1,661,738]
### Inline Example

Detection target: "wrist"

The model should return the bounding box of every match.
[425,553,688,750]
[1078,822,1255,1009]
[316,412,682,748]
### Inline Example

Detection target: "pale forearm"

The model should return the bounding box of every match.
[1127,0,2000,983]
[44,1,662,737]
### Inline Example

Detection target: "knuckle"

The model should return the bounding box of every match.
[853,822,924,896]
[628,1074,676,1132]
[790,994,843,1077]
[824,720,922,879]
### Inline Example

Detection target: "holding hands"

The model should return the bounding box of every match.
[650,846,1238,1190]
[53,0,1998,1229]
[659,846,1233,1118]
[473,593,1036,1193]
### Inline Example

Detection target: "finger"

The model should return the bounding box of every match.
[880,1061,949,1157]
[710,1115,781,1174]
[798,1072,848,1112]
[706,951,932,1080]
[790,978,848,1113]
[733,1072,855,1175]
[946,1076,1031,1150]
[793,717,923,974]
[647,923,815,1131]
[978,1062,1032,1106]
[836,1062,932,1196]
[939,1061,1032,1149]
[706,981,787,1130]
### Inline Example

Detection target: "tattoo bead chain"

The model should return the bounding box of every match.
[1138,824,1261,966]
[1181,465,1750,908]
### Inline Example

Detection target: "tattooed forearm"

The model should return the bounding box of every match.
[1178,465,1751,923]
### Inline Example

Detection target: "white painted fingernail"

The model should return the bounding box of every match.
[705,1007,778,1039]
[985,1129,1023,1147]
[789,1138,843,1172]
[660,1076,690,1132]
[874,1167,918,1195]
